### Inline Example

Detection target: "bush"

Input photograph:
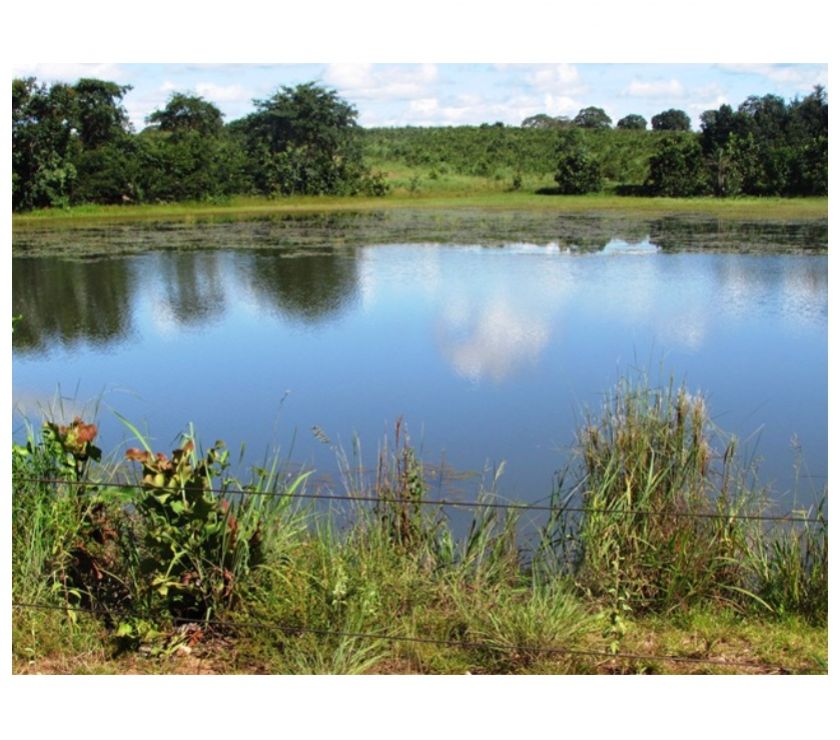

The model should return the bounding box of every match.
[646,135,709,196]
[554,130,603,194]
[123,437,266,620]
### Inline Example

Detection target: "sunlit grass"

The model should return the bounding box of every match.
[13,187,828,229]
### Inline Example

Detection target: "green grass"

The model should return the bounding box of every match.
[12,187,828,230]
[12,379,827,674]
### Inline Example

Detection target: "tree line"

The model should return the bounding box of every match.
[12,78,387,211]
[545,91,827,197]
[12,77,827,211]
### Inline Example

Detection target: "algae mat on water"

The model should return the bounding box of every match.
[12,208,828,257]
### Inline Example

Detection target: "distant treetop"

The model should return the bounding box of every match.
[616,114,647,130]
[146,92,225,137]
[651,108,692,131]
[573,106,612,129]
[521,113,573,129]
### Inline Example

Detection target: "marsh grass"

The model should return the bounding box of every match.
[541,377,827,625]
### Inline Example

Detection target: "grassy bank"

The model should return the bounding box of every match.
[12,378,827,674]
[12,189,829,230]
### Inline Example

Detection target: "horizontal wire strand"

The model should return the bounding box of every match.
[12,476,826,524]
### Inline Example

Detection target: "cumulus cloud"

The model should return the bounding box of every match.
[716,64,827,90]
[686,94,729,123]
[439,301,550,383]
[526,64,586,95]
[625,78,685,98]
[324,63,439,100]
[684,83,730,125]
[384,91,580,127]
[542,94,582,116]
[195,82,251,103]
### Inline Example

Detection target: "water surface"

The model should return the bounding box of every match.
[12,215,828,507]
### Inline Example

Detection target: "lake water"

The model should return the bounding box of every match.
[12,212,828,508]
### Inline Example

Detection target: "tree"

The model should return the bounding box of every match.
[646,135,708,196]
[12,78,78,210]
[573,106,612,129]
[699,104,738,153]
[146,92,225,137]
[136,127,248,202]
[787,86,828,195]
[521,113,573,129]
[72,78,133,148]
[616,114,647,130]
[651,109,692,131]
[240,82,376,195]
[139,93,246,202]
[554,129,603,194]
[71,140,142,204]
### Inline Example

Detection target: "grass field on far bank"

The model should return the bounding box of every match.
[12,186,829,231]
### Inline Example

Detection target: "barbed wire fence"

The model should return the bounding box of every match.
[12,473,827,674]
[12,476,826,522]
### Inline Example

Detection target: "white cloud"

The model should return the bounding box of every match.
[527,64,585,95]
[409,97,440,116]
[686,94,729,122]
[324,63,439,100]
[625,78,685,98]
[440,301,550,383]
[542,94,582,117]
[684,83,730,125]
[716,64,827,90]
[195,82,251,103]
[388,92,581,127]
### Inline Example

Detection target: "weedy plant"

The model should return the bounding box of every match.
[123,432,265,621]
[371,418,442,550]
[12,417,134,615]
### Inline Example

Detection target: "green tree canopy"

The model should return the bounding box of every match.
[573,106,612,129]
[554,129,603,194]
[521,113,573,129]
[13,78,79,209]
[146,92,225,137]
[239,82,374,195]
[616,114,647,130]
[646,135,707,196]
[73,78,133,148]
[651,108,692,131]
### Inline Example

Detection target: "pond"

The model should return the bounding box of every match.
[12,211,828,509]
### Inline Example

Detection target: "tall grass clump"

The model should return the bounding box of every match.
[546,378,757,612]
[542,376,827,623]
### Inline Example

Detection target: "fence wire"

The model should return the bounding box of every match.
[12,476,826,524]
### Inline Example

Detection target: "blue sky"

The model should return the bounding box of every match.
[10,63,828,131]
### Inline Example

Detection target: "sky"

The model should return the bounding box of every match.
[9,62,828,132]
